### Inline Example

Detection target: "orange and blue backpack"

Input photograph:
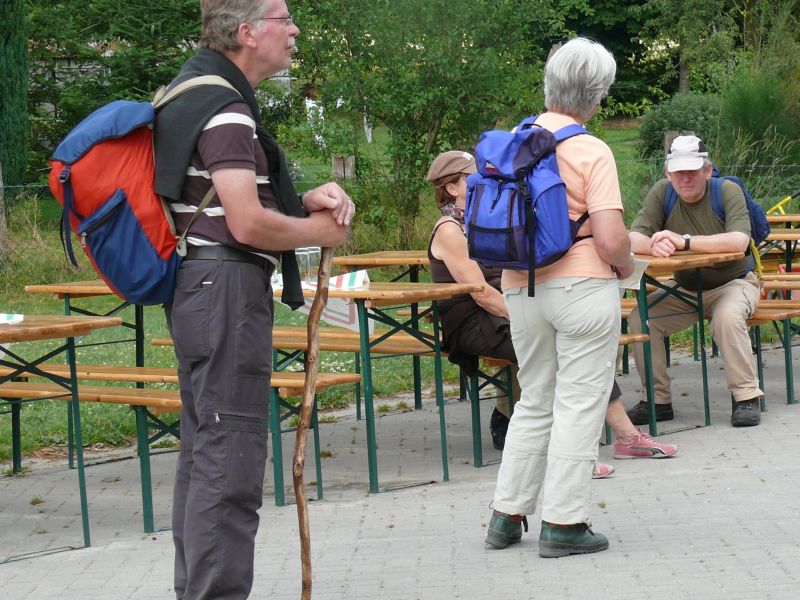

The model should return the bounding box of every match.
[48,76,238,305]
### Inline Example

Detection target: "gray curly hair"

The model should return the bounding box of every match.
[200,0,268,52]
[544,37,616,122]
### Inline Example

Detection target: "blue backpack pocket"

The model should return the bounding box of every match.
[466,175,528,268]
[78,189,181,305]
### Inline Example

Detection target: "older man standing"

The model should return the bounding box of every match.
[627,135,763,428]
[154,2,353,598]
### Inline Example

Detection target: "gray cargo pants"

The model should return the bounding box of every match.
[166,256,274,600]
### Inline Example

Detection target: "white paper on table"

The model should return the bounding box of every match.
[617,258,649,290]
[0,313,24,324]
[284,270,374,334]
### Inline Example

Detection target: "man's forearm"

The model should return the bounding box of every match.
[629,231,653,254]
[239,210,347,251]
[688,232,750,254]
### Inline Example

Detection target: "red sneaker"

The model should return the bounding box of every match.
[591,462,615,479]
[614,428,678,459]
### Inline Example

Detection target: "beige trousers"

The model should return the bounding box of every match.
[629,270,763,404]
[493,277,620,524]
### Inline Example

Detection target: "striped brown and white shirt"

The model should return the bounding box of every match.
[173,102,280,265]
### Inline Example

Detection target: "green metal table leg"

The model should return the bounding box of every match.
[133,406,155,533]
[64,295,75,470]
[637,286,657,436]
[753,326,766,409]
[621,311,630,374]
[357,301,380,493]
[468,371,482,468]
[67,401,75,470]
[135,304,145,389]
[431,302,449,481]
[782,317,795,404]
[11,400,22,473]
[67,337,91,547]
[695,271,711,426]
[410,267,422,410]
[269,388,285,506]
[354,351,362,421]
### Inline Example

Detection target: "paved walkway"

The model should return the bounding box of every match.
[2,347,800,599]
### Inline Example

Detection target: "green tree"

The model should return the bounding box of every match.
[292,0,582,247]
[0,0,28,186]
[635,0,743,94]
[26,0,200,181]
[564,0,671,107]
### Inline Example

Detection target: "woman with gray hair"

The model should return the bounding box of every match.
[485,37,634,557]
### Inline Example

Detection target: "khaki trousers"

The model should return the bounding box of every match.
[629,270,762,404]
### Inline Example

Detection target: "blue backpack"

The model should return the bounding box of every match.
[663,171,770,246]
[464,117,591,295]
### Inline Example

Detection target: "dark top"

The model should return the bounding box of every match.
[631,178,751,290]
[153,48,306,308]
[428,219,509,373]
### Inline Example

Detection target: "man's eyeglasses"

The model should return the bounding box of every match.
[252,14,294,27]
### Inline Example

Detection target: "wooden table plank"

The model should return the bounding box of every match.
[332,250,428,269]
[25,279,113,299]
[0,315,123,343]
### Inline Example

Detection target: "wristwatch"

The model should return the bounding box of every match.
[682,234,691,251]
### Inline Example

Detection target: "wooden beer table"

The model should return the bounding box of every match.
[332,250,429,281]
[277,281,482,493]
[25,280,146,372]
[0,314,122,554]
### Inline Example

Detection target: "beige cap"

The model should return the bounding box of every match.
[426,151,477,182]
[666,135,709,172]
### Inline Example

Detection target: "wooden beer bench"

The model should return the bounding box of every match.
[0,365,360,528]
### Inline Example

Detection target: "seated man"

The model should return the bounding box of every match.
[627,135,763,427]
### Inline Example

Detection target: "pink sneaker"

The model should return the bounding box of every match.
[614,428,678,459]
[591,462,615,479]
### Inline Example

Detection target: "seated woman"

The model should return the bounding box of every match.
[425,150,677,478]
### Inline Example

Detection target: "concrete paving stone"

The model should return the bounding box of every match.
[3,347,800,598]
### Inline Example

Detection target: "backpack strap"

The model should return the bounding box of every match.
[152,76,240,256]
[708,176,755,269]
[662,182,679,226]
[525,187,536,296]
[175,185,218,257]
[58,166,80,267]
[553,124,589,143]
[708,177,726,221]
[152,75,239,110]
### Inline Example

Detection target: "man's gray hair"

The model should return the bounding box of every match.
[200,0,268,52]
[544,37,616,122]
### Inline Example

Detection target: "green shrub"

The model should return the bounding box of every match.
[718,66,799,166]
[638,93,721,159]
[716,127,800,204]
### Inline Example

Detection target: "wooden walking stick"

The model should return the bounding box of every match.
[293,245,335,600]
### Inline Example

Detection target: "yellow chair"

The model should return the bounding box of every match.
[766,193,795,215]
